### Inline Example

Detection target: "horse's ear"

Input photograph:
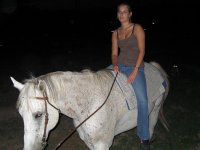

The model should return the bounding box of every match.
[38,80,46,92]
[10,76,24,91]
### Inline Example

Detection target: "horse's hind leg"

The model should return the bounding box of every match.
[149,94,164,139]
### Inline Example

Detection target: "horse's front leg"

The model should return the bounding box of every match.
[93,142,110,150]
[76,124,114,150]
[76,129,111,150]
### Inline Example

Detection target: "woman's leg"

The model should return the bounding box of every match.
[132,68,150,140]
[119,65,150,140]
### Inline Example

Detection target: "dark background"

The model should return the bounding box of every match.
[0,0,199,78]
[0,1,200,149]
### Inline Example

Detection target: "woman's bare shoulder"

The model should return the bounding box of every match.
[134,23,144,30]
[134,23,145,36]
[112,29,118,36]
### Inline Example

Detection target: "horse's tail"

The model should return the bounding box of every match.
[149,61,170,132]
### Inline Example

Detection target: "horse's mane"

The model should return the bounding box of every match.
[16,71,65,111]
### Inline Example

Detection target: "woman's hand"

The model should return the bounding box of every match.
[113,65,119,73]
[127,68,138,83]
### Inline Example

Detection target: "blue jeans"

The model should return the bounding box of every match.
[107,64,150,140]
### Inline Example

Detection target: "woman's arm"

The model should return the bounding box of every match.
[134,24,145,68]
[111,30,119,72]
[127,24,145,83]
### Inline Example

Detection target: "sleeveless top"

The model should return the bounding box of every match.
[117,24,144,67]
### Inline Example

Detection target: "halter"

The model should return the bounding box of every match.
[35,90,60,149]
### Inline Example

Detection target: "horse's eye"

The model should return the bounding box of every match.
[35,113,42,119]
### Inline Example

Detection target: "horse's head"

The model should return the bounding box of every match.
[10,77,59,150]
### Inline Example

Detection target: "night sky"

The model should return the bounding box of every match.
[0,0,199,74]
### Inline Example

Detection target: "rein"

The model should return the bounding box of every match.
[36,72,118,150]
[54,72,118,150]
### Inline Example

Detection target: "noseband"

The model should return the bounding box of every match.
[35,90,60,149]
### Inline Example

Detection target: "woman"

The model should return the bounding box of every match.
[110,2,150,149]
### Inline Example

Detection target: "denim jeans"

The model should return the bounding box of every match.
[108,64,150,140]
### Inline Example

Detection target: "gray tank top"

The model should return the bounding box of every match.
[117,24,144,67]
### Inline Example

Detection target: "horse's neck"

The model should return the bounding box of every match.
[49,72,95,120]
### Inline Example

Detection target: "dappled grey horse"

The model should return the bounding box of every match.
[11,61,169,150]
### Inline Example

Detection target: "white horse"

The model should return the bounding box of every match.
[10,61,169,150]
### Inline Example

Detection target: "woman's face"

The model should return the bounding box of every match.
[117,5,132,23]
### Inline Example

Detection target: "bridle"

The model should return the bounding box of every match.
[34,72,118,150]
[35,90,60,149]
